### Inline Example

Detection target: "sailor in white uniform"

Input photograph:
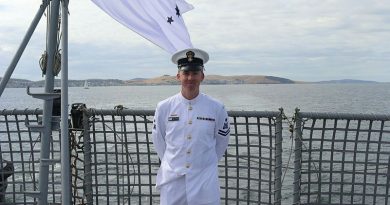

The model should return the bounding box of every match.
[152,48,230,205]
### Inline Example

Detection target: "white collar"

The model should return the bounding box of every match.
[178,92,202,105]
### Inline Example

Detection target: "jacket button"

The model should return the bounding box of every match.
[186,150,191,154]
[185,164,190,168]
[188,120,192,124]
[187,135,192,140]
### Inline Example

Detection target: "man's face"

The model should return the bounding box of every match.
[176,70,204,91]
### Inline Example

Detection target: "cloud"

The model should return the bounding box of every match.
[0,0,389,82]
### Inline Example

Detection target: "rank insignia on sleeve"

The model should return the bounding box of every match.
[218,118,230,136]
[223,118,229,129]
[218,128,230,136]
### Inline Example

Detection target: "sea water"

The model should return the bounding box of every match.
[1,83,390,115]
[1,83,390,204]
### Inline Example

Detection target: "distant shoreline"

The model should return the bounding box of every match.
[0,75,384,88]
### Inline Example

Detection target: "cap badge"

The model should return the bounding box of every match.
[186,51,195,62]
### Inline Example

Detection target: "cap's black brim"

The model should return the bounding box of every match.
[178,65,203,71]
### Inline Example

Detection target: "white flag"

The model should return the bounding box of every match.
[91,0,194,54]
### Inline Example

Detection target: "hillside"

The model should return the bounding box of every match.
[316,79,377,84]
[124,75,295,85]
[1,75,381,88]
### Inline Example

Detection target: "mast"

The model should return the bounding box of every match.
[36,1,61,204]
[0,1,71,204]
[61,0,71,204]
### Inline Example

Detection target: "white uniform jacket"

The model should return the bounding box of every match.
[152,92,230,204]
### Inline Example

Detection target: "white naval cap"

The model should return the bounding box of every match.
[171,48,209,71]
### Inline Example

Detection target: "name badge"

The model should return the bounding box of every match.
[168,115,180,121]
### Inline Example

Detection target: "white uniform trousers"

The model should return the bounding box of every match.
[159,175,220,205]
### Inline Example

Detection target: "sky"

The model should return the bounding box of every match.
[0,0,389,82]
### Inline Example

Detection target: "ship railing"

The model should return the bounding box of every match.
[293,111,390,205]
[0,108,389,205]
